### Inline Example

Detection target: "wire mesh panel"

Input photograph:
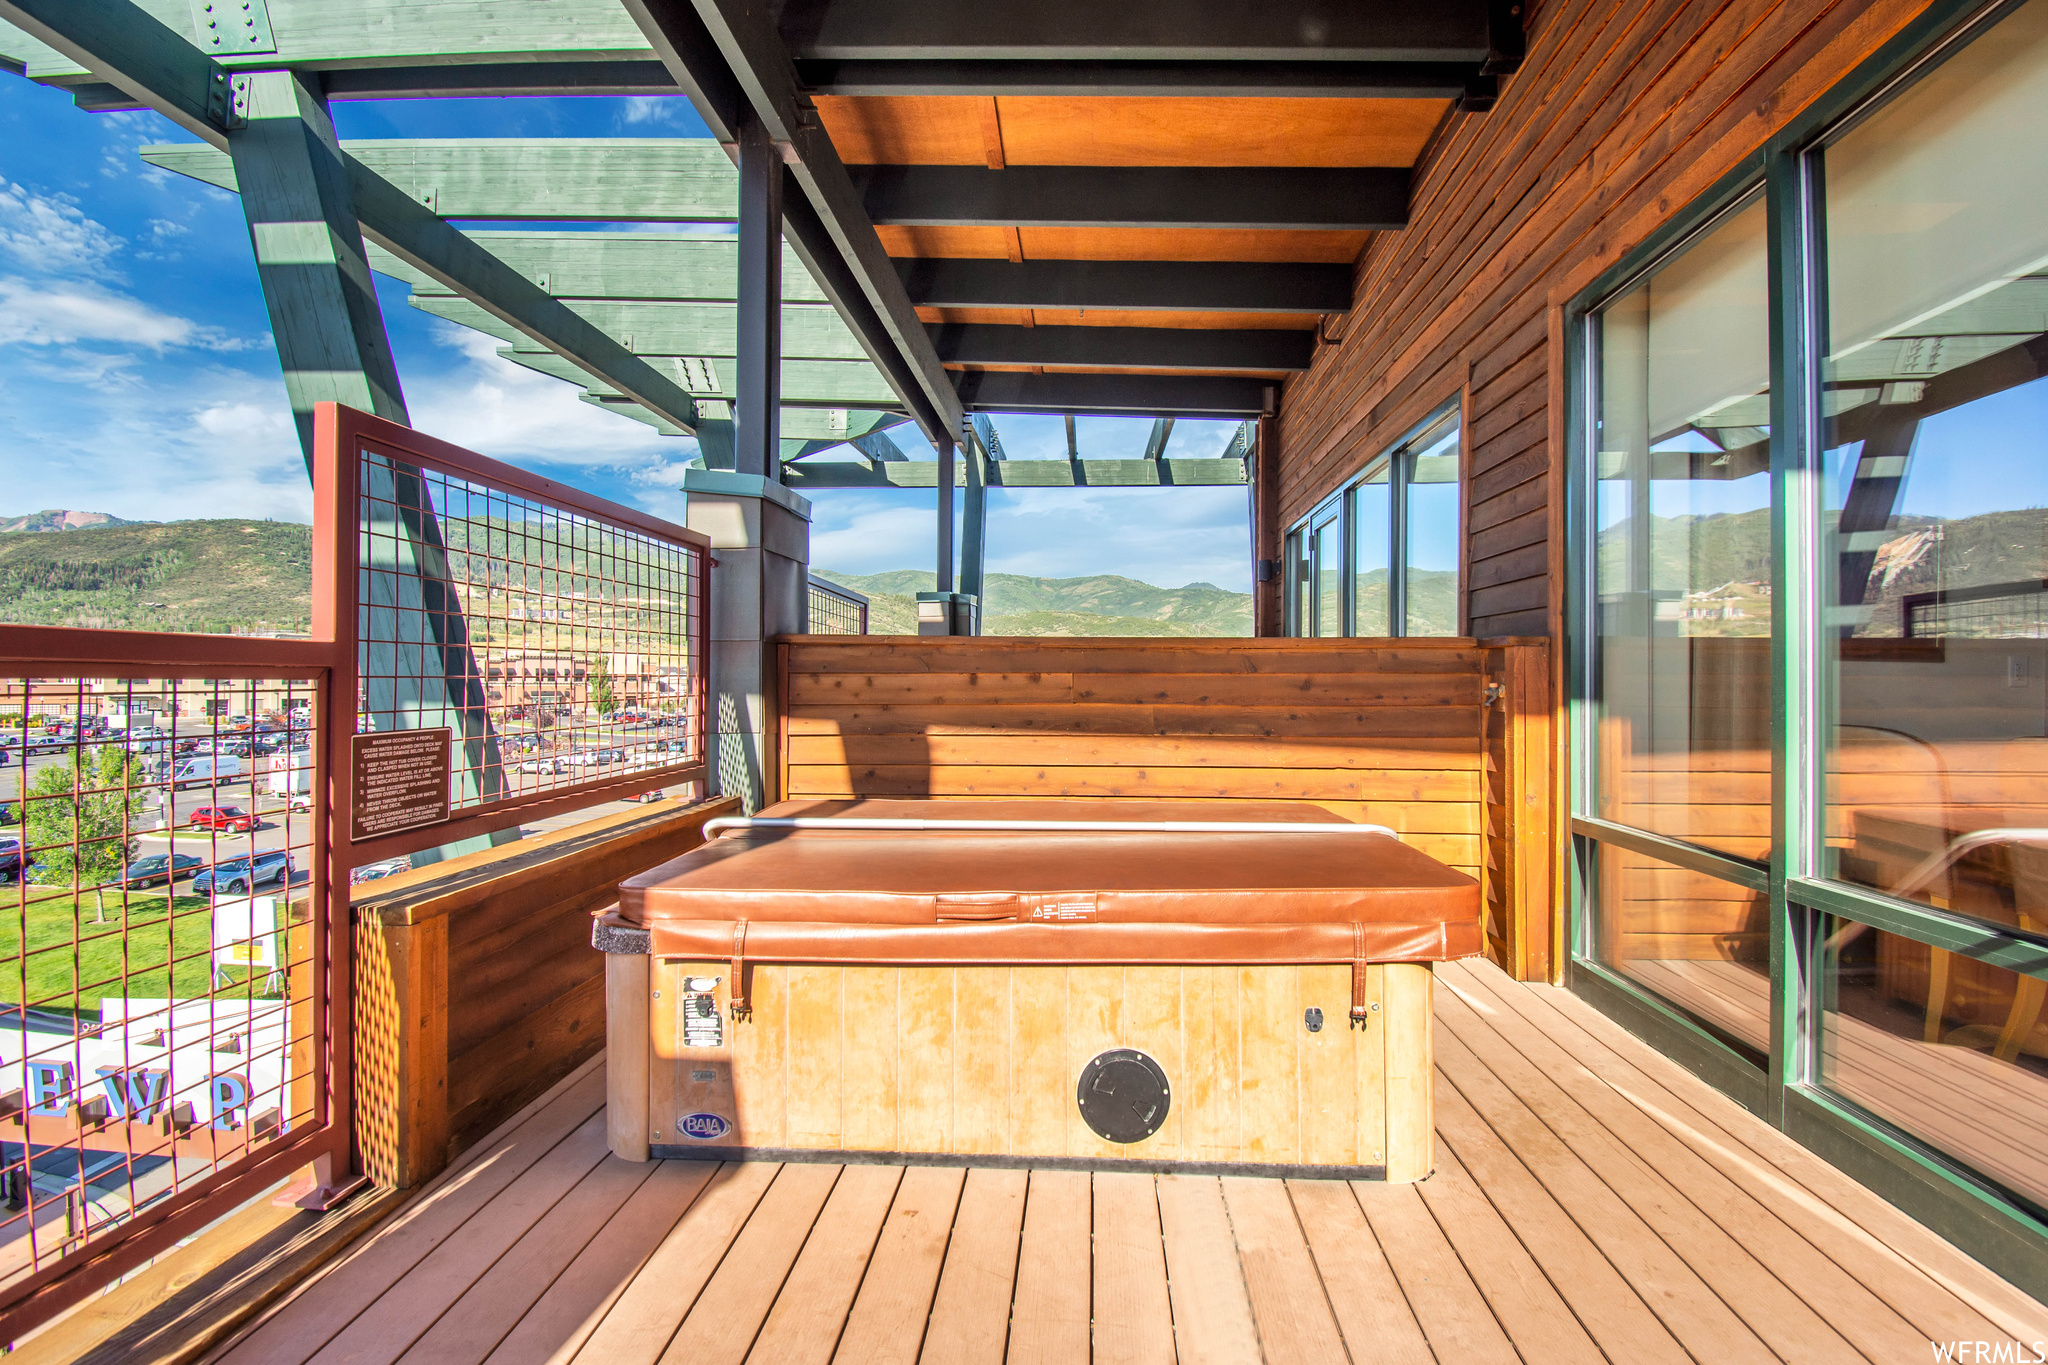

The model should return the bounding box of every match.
[807,576,869,635]
[1903,579,2048,639]
[0,675,320,1298]
[352,442,707,840]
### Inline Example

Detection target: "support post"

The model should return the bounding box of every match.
[228,70,405,457]
[962,427,988,615]
[684,472,809,813]
[232,71,510,859]
[936,436,956,593]
[734,116,782,480]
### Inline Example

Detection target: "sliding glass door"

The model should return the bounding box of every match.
[1573,0,2048,1271]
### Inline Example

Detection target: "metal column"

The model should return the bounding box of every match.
[734,116,782,480]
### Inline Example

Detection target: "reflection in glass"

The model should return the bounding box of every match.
[1587,839,1770,1057]
[1819,0,2048,919]
[1594,195,1773,859]
[1355,470,1392,636]
[1406,420,1462,637]
[1822,914,2048,1211]
[1314,520,1343,638]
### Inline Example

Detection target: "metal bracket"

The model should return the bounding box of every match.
[188,0,277,56]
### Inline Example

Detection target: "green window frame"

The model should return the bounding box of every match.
[1566,0,2048,1296]
[1284,402,1461,639]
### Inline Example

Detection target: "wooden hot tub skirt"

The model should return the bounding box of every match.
[602,952,1435,1181]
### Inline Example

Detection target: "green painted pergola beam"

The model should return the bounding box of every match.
[0,0,654,82]
[140,138,738,221]
[780,457,1246,488]
[364,234,831,305]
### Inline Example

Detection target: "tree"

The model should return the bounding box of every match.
[26,747,145,922]
[590,654,617,718]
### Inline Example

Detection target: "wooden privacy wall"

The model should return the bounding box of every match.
[1269,0,1942,638]
[351,795,735,1187]
[777,636,1554,978]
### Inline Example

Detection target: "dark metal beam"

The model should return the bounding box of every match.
[954,370,1269,416]
[734,116,781,477]
[855,165,1407,231]
[794,58,1474,97]
[899,258,1352,314]
[930,323,1312,373]
[775,0,1491,62]
[322,61,679,100]
[625,0,966,444]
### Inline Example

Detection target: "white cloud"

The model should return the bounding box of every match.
[0,364,314,524]
[405,322,683,468]
[0,177,124,276]
[810,497,946,576]
[0,276,200,348]
[619,97,698,130]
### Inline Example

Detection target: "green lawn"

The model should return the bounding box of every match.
[0,886,288,1018]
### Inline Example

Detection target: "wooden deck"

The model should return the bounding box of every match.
[205,959,2048,1364]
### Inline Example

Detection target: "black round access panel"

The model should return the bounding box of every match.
[1076,1048,1171,1143]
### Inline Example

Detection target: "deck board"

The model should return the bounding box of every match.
[210,960,2048,1365]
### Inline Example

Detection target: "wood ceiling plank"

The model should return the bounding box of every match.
[995,96,1450,166]
[878,226,1369,262]
[814,94,986,163]
[817,96,1451,166]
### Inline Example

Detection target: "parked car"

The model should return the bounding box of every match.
[120,852,204,889]
[349,856,411,887]
[189,806,258,833]
[170,754,241,788]
[518,756,565,775]
[0,803,15,825]
[192,849,294,898]
[0,839,19,884]
[287,791,313,814]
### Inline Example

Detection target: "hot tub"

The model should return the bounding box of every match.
[595,798,1480,1180]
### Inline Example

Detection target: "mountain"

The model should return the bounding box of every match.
[0,509,145,534]
[0,519,312,634]
[816,570,1253,637]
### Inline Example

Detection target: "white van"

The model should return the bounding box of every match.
[171,754,242,789]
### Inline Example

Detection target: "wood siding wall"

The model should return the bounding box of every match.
[1270,0,1940,639]
[777,636,1553,977]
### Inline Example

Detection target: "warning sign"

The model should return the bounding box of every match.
[351,727,452,841]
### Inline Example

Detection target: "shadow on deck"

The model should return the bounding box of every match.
[204,960,2048,1364]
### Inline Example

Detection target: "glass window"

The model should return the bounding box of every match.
[1404,416,1463,637]
[1313,516,1343,638]
[1819,0,2048,923]
[1354,467,1392,637]
[1592,194,1773,859]
[1821,914,2048,1211]
[1587,840,1770,1057]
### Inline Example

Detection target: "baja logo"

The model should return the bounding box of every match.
[678,1112,731,1141]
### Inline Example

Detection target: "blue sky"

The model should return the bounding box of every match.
[0,79,1253,591]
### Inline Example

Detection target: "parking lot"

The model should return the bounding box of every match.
[0,714,689,891]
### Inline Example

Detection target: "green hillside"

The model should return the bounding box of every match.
[817,570,1253,637]
[0,520,313,634]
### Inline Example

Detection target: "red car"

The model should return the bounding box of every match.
[189,805,257,833]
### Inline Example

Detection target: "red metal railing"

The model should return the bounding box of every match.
[0,403,709,1333]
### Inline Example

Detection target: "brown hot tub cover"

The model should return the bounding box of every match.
[613,800,1482,998]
